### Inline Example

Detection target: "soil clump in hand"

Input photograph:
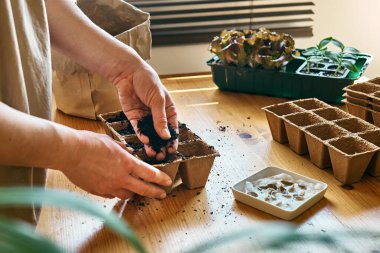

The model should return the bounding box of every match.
[137,114,178,153]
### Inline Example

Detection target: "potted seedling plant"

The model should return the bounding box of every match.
[207,28,372,103]
[294,37,360,78]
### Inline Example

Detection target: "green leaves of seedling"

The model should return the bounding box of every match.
[301,37,361,76]
[318,37,333,49]
[342,61,358,72]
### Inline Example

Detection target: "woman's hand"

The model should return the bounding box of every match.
[62,130,172,199]
[114,63,178,161]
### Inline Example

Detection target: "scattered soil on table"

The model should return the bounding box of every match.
[137,114,178,153]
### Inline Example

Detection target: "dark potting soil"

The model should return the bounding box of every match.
[126,142,144,151]
[137,114,178,153]
[117,122,135,135]
[106,112,128,123]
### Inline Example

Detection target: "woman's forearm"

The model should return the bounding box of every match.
[0,102,81,170]
[45,0,144,83]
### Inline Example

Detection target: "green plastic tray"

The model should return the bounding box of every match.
[207,53,372,104]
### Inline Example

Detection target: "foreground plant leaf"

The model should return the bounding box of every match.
[0,217,64,253]
[184,222,380,253]
[0,187,145,253]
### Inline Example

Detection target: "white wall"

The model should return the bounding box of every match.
[149,0,380,78]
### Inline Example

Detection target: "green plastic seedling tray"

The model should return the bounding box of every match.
[207,53,372,104]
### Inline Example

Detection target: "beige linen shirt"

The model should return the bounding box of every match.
[0,0,51,225]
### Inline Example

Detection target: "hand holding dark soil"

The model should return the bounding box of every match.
[137,114,178,160]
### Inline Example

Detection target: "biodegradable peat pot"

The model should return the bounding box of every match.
[124,135,144,151]
[334,117,377,133]
[344,100,373,123]
[135,150,182,193]
[343,82,380,100]
[358,130,380,176]
[367,77,380,85]
[178,140,219,189]
[344,93,371,107]
[97,111,128,137]
[312,107,351,121]
[283,112,325,154]
[262,102,304,143]
[292,98,331,111]
[373,91,380,105]
[327,136,378,184]
[178,123,200,142]
[372,109,380,127]
[304,123,349,168]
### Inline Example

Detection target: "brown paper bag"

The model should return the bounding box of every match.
[52,0,151,119]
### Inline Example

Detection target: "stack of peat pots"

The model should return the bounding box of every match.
[343,77,380,126]
[98,111,219,193]
[263,98,380,185]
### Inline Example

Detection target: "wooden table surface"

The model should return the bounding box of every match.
[37,75,380,253]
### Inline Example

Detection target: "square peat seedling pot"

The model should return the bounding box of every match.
[312,107,351,121]
[358,130,380,176]
[283,112,325,155]
[327,136,378,184]
[291,98,331,111]
[334,117,377,134]
[97,111,128,137]
[304,123,349,168]
[232,167,328,220]
[178,122,201,142]
[262,102,304,143]
[344,82,380,100]
[372,109,380,127]
[177,140,219,189]
[135,150,182,193]
[208,53,372,104]
[343,99,373,123]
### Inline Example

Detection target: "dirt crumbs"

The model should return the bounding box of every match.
[137,114,178,153]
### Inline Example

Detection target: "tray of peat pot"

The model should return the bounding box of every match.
[178,122,201,142]
[327,136,379,184]
[232,167,328,220]
[97,111,128,137]
[312,107,352,121]
[358,130,380,176]
[334,117,377,133]
[343,93,371,107]
[208,53,372,104]
[343,82,380,100]
[304,123,350,168]
[108,120,136,143]
[262,102,305,143]
[283,112,326,155]
[372,91,380,110]
[343,99,374,123]
[134,149,182,193]
[177,140,220,189]
[124,135,144,152]
[291,98,331,111]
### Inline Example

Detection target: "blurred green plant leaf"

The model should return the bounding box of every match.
[0,217,64,253]
[0,187,145,253]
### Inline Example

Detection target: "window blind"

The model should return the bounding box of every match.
[129,0,315,46]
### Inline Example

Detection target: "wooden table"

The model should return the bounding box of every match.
[37,75,380,253]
